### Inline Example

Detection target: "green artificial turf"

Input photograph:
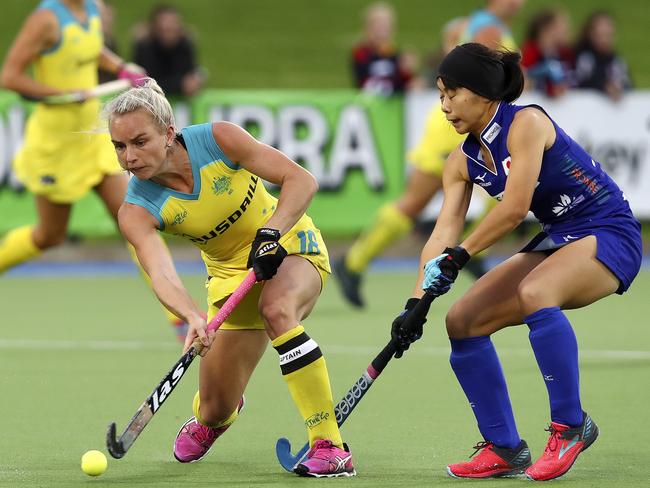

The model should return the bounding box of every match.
[1,268,649,487]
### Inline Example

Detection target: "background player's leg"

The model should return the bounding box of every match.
[335,168,442,307]
[94,173,189,338]
[393,168,444,219]
[0,195,71,273]
[262,256,343,449]
[92,173,128,223]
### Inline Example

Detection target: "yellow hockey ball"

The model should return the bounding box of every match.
[81,450,107,476]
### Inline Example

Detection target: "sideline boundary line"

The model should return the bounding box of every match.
[5,256,650,277]
[0,338,648,360]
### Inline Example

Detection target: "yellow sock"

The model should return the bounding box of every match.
[192,391,241,428]
[126,242,179,323]
[272,325,343,448]
[0,226,41,274]
[346,203,413,273]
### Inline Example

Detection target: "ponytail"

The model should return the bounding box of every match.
[499,51,524,102]
[103,77,174,131]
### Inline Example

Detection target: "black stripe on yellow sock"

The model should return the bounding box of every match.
[275,332,310,355]
[274,331,323,375]
[281,347,322,375]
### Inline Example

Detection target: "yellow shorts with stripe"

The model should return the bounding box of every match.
[13,100,122,203]
[205,225,330,330]
[407,104,465,178]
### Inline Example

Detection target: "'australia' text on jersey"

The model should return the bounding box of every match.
[182,175,259,245]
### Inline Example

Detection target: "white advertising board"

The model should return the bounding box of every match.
[405,91,650,218]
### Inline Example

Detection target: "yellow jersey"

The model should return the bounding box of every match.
[13,0,120,203]
[407,104,464,178]
[33,0,102,90]
[125,123,330,293]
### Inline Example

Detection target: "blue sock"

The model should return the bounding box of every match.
[450,336,521,449]
[526,307,582,427]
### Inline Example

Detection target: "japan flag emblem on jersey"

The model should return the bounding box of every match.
[501,156,511,175]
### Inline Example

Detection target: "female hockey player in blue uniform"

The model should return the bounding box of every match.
[391,43,642,481]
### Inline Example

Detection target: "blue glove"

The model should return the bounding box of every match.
[422,246,471,295]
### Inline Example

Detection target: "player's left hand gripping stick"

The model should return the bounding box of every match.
[275,292,436,471]
[106,270,257,459]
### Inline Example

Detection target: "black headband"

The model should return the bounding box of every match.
[437,44,505,100]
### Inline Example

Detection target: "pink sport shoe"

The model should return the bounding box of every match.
[294,440,356,478]
[173,396,245,463]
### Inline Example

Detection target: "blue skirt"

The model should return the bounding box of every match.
[521,210,642,294]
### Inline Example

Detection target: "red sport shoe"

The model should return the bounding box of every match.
[526,412,599,481]
[447,440,531,478]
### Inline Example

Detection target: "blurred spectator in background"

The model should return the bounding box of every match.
[98,1,119,83]
[521,9,574,98]
[574,11,632,101]
[133,4,204,97]
[351,2,420,95]
[424,17,468,87]
[459,0,525,51]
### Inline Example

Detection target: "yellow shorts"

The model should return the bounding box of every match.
[407,104,464,178]
[205,225,330,330]
[13,100,122,203]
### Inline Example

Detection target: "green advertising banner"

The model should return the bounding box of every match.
[192,90,405,235]
[0,90,405,236]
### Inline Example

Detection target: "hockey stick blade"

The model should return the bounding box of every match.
[275,292,436,471]
[276,437,309,471]
[106,271,257,459]
[106,422,124,458]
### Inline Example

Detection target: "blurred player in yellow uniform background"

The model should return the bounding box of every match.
[0,0,188,338]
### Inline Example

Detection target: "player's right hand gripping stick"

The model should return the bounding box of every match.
[390,293,434,358]
[247,228,288,281]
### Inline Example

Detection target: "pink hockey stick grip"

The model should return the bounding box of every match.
[206,270,257,333]
[118,68,147,87]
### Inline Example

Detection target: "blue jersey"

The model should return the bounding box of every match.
[463,102,641,294]
[462,102,631,230]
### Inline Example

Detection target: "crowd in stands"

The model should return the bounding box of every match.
[99,2,204,98]
[99,1,632,102]
[350,2,632,101]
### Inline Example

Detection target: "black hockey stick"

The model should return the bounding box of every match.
[106,271,257,458]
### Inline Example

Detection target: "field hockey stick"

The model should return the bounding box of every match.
[23,79,131,105]
[275,291,436,471]
[106,270,257,459]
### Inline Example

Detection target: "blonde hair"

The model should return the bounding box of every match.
[104,78,174,131]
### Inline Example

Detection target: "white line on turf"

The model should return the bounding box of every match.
[0,339,649,360]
